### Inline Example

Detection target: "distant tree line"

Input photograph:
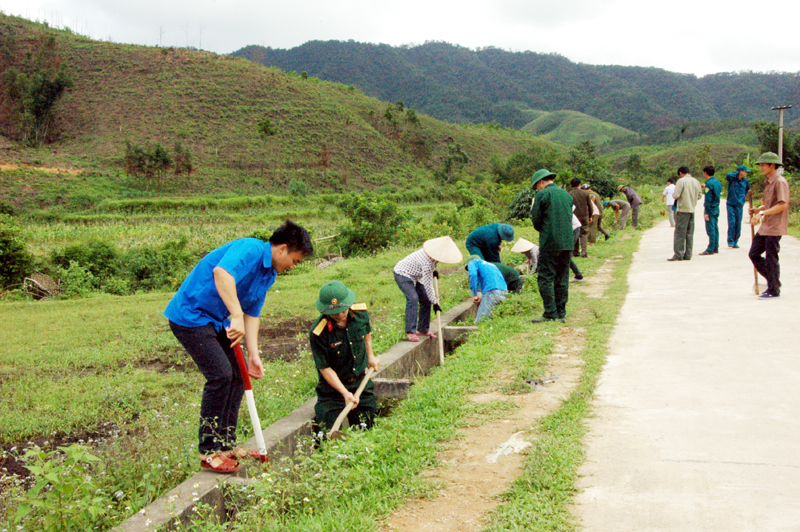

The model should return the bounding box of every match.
[124,140,193,187]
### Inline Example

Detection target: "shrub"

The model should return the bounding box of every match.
[337,194,408,255]
[57,261,96,298]
[118,239,195,292]
[288,179,309,197]
[51,239,119,283]
[0,214,32,289]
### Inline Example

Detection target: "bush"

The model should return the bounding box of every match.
[288,179,309,197]
[337,194,408,255]
[118,239,195,292]
[57,261,96,298]
[0,214,32,289]
[51,240,119,284]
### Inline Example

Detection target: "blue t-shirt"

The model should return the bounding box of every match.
[164,238,277,330]
[467,258,507,295]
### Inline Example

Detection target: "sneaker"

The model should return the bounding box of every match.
[531,316,556,323]
[759,292,780,299]
[570,276,584,283]
[667,256,682,262]
[580,253,588,258]
[732,244,740,249]
[699,250,714,256]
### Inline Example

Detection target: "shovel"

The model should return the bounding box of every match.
[328,367,376,440]
[233,343,268,465]
[433,275,445,366]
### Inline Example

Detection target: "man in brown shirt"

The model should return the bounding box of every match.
[569,177,594,258]
[749,152,790,299]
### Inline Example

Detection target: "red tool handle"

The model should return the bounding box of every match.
[233,344,253,391]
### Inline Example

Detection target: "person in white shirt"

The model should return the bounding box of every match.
[662,177,676,227]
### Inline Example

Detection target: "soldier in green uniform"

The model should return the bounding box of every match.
[309,281,381,433]
[530,169,574,323]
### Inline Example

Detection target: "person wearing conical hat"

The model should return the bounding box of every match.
[309,281,380,433]
[749,152,789,299]
[393,236,463,342]
[511,237,539,274]
[465,223,514,263]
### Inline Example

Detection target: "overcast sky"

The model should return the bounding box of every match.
[2,0,799,77]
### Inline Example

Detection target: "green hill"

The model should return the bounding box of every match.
[0,15,556,213]
[521,110,637,146]
[232,40,799,134]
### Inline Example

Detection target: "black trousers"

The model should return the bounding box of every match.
[170,321,245,454]
[749,234,782,296]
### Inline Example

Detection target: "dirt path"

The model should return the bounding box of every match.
[382,257,621,531]
[0,162,82,175]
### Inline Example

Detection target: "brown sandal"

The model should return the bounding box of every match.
[200,452,241,474]
[224,447,261,461]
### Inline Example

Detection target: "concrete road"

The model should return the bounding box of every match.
[573,205,800,531]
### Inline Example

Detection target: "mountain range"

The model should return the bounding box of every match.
[232,41,799,135]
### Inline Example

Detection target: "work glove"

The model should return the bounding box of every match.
[432,270,439,279]
[433,303,442,314]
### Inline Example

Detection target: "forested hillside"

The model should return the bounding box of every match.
[232,41,799,134]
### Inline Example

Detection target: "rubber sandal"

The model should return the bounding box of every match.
[225,447,261,460]
[422,331,437,339]
[200,452,241,474]
[407,333,420,342]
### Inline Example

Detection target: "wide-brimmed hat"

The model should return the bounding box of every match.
[618,185,626,192]
[531,169,556,187]
[511,238,535,253]
[580,183,591,190]
[755,152,783,166]
[498,223,514,241]
[316,281,356,315]
[736,165,750,173]
[422,236,463,264]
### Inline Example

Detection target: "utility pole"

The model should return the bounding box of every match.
[771,105,792,161]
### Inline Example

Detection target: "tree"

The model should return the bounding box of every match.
[173,140,193,180]
[434,142,470,184]
[257,117,277,179]
[492,144,561,184]
[566,141,618,197]
[1,35,73,146]
[337,194,407,255]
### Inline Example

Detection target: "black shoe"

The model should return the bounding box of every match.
[667,256,682,261]
[699,250,713,256]
[604,234,610,241]
[532,317,556,323]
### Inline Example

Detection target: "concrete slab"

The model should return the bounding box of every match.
[574,205,800,531]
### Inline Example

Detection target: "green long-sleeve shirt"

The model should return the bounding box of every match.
[531,183,574,251]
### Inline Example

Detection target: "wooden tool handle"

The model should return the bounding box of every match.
[433,276,445,365]
[328,367,376,434]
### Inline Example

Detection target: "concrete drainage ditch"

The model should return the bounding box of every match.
[112,299,478,531]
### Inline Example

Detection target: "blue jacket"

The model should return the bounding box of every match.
[726,172,751,207]
[704,177,721,216]
[467,258,507,296]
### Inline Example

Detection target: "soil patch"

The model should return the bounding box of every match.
[383,327,586,532]
[1,422,122,492]
[574,256,623,299]
[0,162,82,175]
[258,317,313,362]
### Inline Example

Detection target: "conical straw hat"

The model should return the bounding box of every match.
[422,236,463,264]
[511,238,535,253]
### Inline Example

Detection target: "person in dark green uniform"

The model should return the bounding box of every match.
[700,165,722,255]
[465,223,515,263]
[490,261,523,293]
[309,281,381,433]
[530,169,574,323]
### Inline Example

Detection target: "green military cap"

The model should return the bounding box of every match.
[316,281,356,315]
[755,152,783,166]
[531,169,556,187]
